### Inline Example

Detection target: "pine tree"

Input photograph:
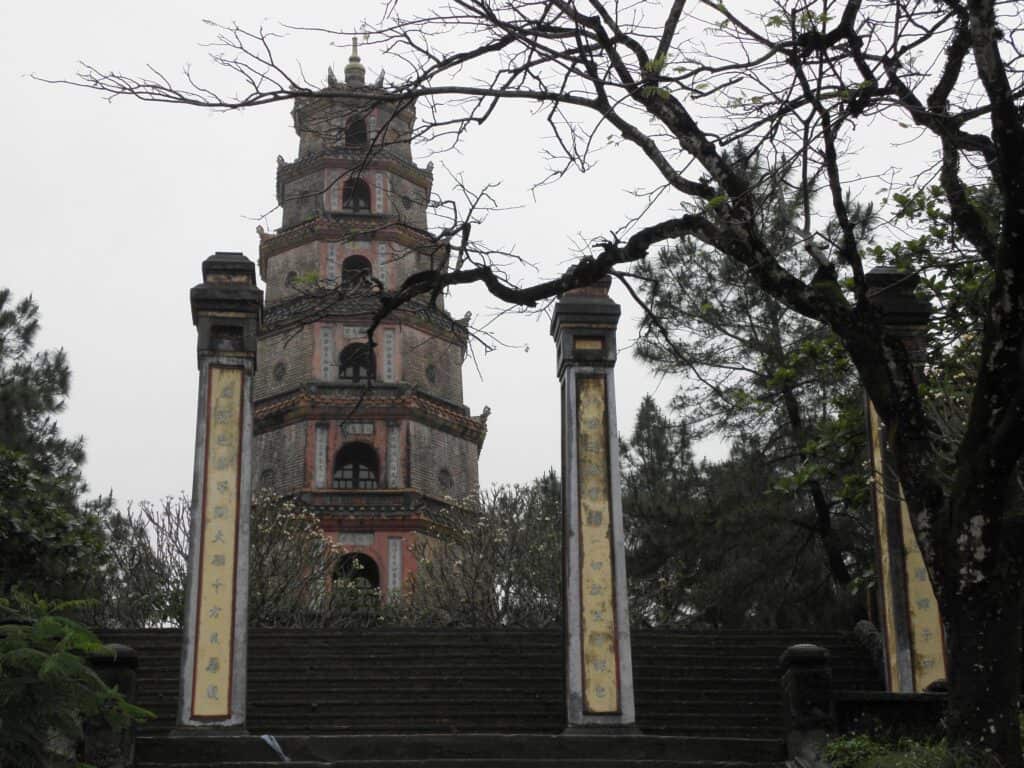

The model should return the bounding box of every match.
[0,289,105,599]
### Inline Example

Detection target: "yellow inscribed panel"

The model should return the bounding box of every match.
[192,366,242,718]
[899,499,947,690]
[869,401,947,691]
[576,376,618,714]
[868,403,901,688]
[574,337,604,351]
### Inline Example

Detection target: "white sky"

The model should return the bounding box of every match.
[2,1,688,503]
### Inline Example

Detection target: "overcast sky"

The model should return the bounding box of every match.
[1,1,700,503]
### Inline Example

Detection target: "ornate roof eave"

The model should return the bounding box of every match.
[292,85,418,122]
[277,148,433,197]
[298,489,468,529]
[259,292,469,346]
[258,215,444,275]
[254,384,489,447]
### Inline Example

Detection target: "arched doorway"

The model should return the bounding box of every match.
[334,552,380,589]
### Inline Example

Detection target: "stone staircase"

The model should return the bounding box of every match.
[99,628,882,767]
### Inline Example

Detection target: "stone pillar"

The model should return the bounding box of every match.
[780,644,833,763]
[178,252,261,729]
[864,266,947,692]
[551,277,636,730]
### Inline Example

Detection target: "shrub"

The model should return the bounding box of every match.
[825,734,889,768]
[824,733,1018,768]
[0,595,151,768]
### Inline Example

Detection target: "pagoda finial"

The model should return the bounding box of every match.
[345,36,365,86]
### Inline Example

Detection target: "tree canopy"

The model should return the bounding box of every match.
[0,289,106,601]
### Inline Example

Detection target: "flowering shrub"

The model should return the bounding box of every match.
[403,474,562,627]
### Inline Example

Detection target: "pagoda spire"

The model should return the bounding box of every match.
[345,36,366,86]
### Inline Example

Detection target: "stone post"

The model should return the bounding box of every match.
[83,644,138,768]
[177,252,261,729]
[864,266,947,693]
[551,277,636,730]
[780,644,833,763]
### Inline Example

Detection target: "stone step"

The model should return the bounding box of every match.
[129,643,865,656]
[237,702,780,718]
[138,762,787,768]
[111,627,882,741]
[135,733,787,764]
[132,659,872,671]
[102,629,864,648]
[138,682,789,702]
[154,719,780,735]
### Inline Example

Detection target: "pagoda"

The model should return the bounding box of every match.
[251,40,486,595]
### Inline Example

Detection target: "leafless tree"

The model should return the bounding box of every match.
[51,0,1024,759]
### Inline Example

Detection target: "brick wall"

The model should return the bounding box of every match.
[401,326,464,405]
[253,421,308,493]
[254,326,313,400]
[386,174,428,231]
[264,242,318,305]
[408,421,479,499]
[280,173,322,229]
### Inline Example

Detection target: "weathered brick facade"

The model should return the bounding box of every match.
[251,43,486,595]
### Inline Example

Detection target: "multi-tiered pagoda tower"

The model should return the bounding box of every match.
[252,42,486,595]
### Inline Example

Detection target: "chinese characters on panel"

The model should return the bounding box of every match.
[576,376,619,714]
[191,367,243,718]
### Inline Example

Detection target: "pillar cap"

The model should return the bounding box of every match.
[550,278,621,377]
[88,643,139,670]
[201,251,256,285]
[780,643,830,670]
[190,252,262,358]
[550,278,620,336]
[865,266,931,326]
[191,252,262,325]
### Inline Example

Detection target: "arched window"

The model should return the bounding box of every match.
[342,179,371,212]
[332,442,380,490]
[345,118,368,147]
[438,468,453,492]
[341,255,372,285]
[334,552,379,589]
[338,343,375,382]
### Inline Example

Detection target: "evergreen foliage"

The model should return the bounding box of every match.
[624,150,874,628]
[0,290,107,601]
[621,397,870,629]
[0,595,151,768]
[825,732,1019,768]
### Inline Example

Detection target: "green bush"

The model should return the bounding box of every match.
[0,595,151,768]
[825,734,889,768]
[824,733,1019,768]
